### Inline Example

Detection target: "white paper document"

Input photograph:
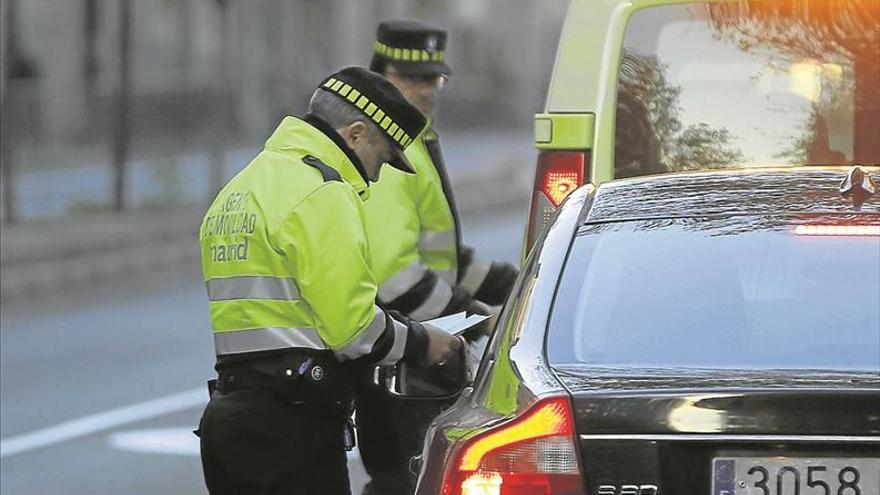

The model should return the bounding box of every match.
[423,312,490,336]
[423,312,492,377]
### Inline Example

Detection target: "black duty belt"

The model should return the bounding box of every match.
[214,354,356,420]
[217,369,281,394]
[213,351,317,396]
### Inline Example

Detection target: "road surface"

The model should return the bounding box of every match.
[0,204,527,494]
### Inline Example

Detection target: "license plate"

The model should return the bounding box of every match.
[713,457,880,495]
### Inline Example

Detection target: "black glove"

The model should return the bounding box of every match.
[474,261,519,306]
[466,299,492,316]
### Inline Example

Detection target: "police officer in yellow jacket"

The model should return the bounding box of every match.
[356,21,520,495]
[197,67,461,495]
[366,21,519,317]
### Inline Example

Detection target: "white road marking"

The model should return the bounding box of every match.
[106,427,363,462]
[108,427,201,456]
[105,426,366,492]
[0,387,206,458]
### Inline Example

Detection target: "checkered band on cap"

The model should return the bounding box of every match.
[373,41,445,63]
[321,77,414,148]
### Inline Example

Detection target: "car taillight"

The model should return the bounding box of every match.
[526,151,588,250]
[441,396,585,495]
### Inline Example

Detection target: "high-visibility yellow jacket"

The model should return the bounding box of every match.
[363,128,519,321]
[200,115,426,366]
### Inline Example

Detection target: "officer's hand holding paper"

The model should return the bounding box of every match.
[464,299,499,340]
[378,313,489,398]
[420,322,464,367]
[424,312,491,379]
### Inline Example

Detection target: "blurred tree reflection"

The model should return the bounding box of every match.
[706,0,879,60]
[669,123,747,171]
[615,52,746,177]
[618,52,681,164]
[777,109,849,165]
[706,0,880,163]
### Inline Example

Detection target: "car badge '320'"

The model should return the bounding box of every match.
[597,484,659,495]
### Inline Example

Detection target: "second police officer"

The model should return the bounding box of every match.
[357,20,521,495]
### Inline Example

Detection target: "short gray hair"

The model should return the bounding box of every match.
[309,89,381,136]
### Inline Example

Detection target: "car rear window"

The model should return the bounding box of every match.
[615,1,880,179]
[546,216,880,372]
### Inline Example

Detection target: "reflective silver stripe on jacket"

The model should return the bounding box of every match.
[378,318,409,366]
[460,254,492,296]
[206,276,301,301]
[214,327,325,355]
[436,269,457,286]
[408,278,453,321]
[378,261,428,303]
[418,230,456,253]
[334,307,387,361]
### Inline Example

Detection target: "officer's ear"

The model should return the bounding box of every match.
[346,121,369,144]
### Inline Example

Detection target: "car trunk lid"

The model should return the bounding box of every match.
[555,367,880,494]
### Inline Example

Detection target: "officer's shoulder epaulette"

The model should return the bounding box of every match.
[302,155,342,183]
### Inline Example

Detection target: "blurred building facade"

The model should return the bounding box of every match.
[0,0,567,221]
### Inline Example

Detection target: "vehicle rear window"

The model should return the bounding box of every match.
[615,1,880,179]
[546,216,880,372]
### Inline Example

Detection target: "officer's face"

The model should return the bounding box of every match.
[363,129,396,182]
[342,121,394,182]
[384,66,446,117]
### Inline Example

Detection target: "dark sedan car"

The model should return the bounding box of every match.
[414,166,880,495]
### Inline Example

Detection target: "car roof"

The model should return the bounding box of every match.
[584,166,880,223]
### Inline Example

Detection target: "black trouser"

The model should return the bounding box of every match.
[198,386,351,495]
[355,383,448,495]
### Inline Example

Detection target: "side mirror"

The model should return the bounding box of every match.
[373,339,470,399]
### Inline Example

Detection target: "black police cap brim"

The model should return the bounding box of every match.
[393,61,452,77]
[387,145,415,174]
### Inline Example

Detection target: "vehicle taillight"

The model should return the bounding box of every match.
[441,396,585,495]
[526,151,588,250]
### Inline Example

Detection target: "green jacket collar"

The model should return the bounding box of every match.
[265,115,370,200]
[423,122,438,142]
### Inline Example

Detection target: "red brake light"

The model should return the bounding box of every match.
[538,152,585,208]
[526,151,588,250]
[793,225,880,236]
[441,396,585,495]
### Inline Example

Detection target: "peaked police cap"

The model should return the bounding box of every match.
[370,20,451,76]
[319,66,427,173]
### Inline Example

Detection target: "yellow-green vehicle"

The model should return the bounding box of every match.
[403,3,878,494]
[525,0,880,249]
